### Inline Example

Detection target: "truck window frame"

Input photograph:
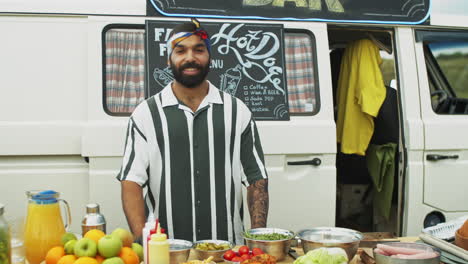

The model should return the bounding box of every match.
[102,23,145,117]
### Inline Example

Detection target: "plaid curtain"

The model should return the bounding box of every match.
[105,29,145,113]
[284,33,317,113]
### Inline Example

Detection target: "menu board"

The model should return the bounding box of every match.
[146,0,431,24]
[145,20,290,120]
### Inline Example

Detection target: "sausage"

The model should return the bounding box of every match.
[391,252,439,259]
[374,248,390,256]
[376,244,426,255]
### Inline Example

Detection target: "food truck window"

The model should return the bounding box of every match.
[285,31,319,115]
[102,26,319,116]
[425,41,468,114]
[102,25,145,116]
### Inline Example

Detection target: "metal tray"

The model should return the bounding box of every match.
[422,216,468,241]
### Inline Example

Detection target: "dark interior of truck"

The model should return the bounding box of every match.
[327,26,401,236]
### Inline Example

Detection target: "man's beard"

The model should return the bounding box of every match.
[170,60,210,88]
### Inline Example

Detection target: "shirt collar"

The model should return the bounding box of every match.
[160,81,223,108]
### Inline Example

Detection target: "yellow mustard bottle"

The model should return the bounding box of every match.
[148,225,169,264]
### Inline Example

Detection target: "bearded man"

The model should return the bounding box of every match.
[117,18,269,244]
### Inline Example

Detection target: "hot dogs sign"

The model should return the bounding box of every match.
[145,20,290,120]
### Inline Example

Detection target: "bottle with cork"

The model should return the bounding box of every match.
[81,203,106,236]
[148,225,169,264]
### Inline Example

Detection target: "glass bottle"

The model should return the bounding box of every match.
[0,203,12,264]
[81,203,106,236]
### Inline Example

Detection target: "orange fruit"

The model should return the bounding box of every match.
[95,255,105,264]
[57,255,77,264]
[118,247,139,264]
[84,229,106,244]
[74,257,99,264]
[45,246,65,264]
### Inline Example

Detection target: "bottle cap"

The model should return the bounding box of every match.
[150,226,167,242]
[86,203,100,214]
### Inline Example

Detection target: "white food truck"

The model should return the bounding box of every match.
[0,0,467,237]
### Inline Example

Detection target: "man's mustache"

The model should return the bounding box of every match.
[179,62,203,71]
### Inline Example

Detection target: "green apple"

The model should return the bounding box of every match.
[61,232,78,246]
[64,239,77,255]
[111,228,134,247]
[102,257,125,264]
[131,243,143,262]
[74,238,97,257]
[98,235,123,258]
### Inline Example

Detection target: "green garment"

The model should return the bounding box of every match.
[366,143,397,220]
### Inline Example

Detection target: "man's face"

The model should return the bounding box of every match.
[169,34,210,88]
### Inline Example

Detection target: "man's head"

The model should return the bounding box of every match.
[167,19,211,88]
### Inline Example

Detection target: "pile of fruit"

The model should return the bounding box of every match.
[45,228,143,264]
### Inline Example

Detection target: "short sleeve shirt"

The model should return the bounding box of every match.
[117,82,268,244]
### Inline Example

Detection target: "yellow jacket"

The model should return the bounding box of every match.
[336,39,386,155]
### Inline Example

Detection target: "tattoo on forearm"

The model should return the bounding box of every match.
[247,179,269,228]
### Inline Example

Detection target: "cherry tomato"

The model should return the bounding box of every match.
[241,253,251,260]
[231,256,243,262]
[223,250,236,261]
[238,245,250,255]
[252,247,264,256]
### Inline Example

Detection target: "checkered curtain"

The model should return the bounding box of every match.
[284,33,317,113]
[105,29,145,113]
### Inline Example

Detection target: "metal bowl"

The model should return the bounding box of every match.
[169,239,193,264]
[243,228,295,261]
[193,239,233,262]
[374,242,440,264]
[297,227,363,261]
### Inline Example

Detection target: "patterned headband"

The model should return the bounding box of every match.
[166,18,211,59]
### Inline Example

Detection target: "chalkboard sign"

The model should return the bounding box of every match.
[145,20,290,120]
[147,0,430,24]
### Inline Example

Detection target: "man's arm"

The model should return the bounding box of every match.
[121,180,146,240]
[247,178,269,228]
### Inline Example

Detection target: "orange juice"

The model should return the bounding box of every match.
[24,202,65,264]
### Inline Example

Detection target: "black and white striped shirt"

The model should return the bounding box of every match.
[117,82,268,244]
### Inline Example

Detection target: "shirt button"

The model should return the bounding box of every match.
[196,170,200,174]
[197,200,201,205]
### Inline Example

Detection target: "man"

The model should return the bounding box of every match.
[117,18,269,244]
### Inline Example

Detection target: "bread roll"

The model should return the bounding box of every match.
[460,219,468,237]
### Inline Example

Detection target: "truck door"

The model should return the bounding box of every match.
[414,30,468,226]
[255,22,336,231]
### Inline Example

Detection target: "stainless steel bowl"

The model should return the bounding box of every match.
[297,227,363,261]
[374,242,440,264]
[243,228,295,261]
[193,239,233,262]
[169,239,193,264]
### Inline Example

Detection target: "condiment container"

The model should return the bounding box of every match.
[148,226,169,264]
[142,217,156,264]
[0,203,12,264]
[81,203,106,236]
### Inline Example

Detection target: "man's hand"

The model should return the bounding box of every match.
[247,178,269,228]
[121,180,146,240]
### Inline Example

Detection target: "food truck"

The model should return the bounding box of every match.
[0,0,467,238]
